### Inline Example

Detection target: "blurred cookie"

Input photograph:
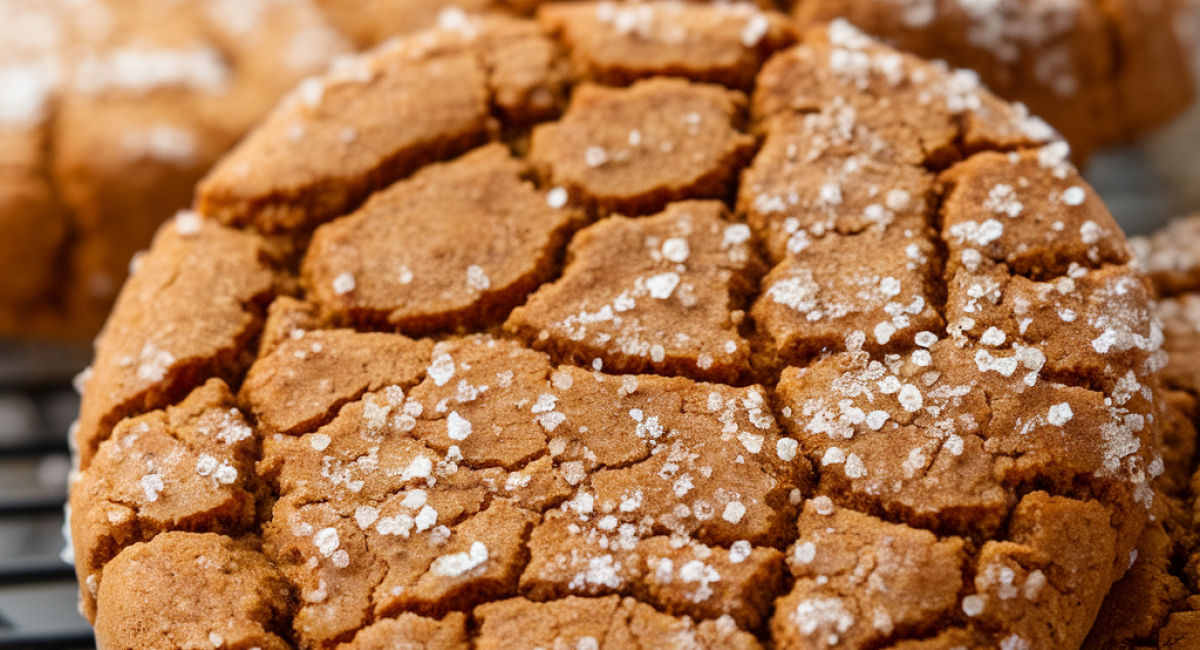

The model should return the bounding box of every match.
[792,0,1198,159]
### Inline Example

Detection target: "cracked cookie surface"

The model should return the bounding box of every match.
[70,6,1164,650]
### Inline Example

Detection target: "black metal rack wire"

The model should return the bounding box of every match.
[0,344,95,650]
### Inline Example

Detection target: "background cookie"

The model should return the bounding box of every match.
[0,0,348,340]
[788,0,1198,161]
[68,7,1165,650]
[1085,213,1200,649]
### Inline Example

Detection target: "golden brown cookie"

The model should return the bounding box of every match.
[71,6,1166,650]
[791,0,1197,159]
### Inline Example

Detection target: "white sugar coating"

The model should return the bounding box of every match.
[401,455,433,481]
[174,210,203,235]
[945,434,965,455]
[551,371,574,390]
[0,63,60,126]
[619,490,643,512]
[865,410,890,430]
[650,344,666,363]
[645,272,681,299]
[777,438,799,461]
[885,188,911,210]
[897,384,923,412]
[812,495,835,515]
[532,393,558,414]
[584,145,608,167]
[331,549,350,569]
[213,464,237,485]
[537,411,567,432]
[313,527,340,557]
[196,454,219,476]
[140,473,164,502]
[1080,220,1102,245]
[768,272,820,312]
[398,266,414,284]
[722,501,747,524]
[975,349,1019,376]
[414,505,438,531]
[792,597,854,636]
[984,183,1023,217]
[741,14,770,47]
[134,342,176,383]
[874,322,896,345]
[1024,569,1046,599]
[818,182,843,206]
[723,224,752,247]
[1047,402,1074,426]
[960,248,983,272]
[793,541,816,564]
[355,505,380,529]
[879,276,902,298]
[428,352,456,387]
[546,186,569,208]
[568,491,595,516]
[466,265,491,291]
[122,123,198,165]
[822,447,846,466]
[948,218,1004,246]
[914,331,938,347]
[401,489,427,509]
[1062,186,1086,206]
[844,453,867,478]
[738,431,765,453]
[446,412,472,441]
[363,400,392,431]
[376,515,414,537]
[980,326,1007,346]
[431,541,489,577]
[577,638,600,650]
[962,594,986,617]
[729,540,753,563]
[76,46,230,95]
[309,433,331,451]
[332,272,356,295]
[661,238,690,263]
[1000,635,1031,650]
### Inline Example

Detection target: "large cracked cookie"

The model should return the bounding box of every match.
[69,6,1163,650]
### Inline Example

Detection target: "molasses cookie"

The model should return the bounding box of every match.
[791,0,1198,159]
[0,0,348,339]
[70,6,1163,650]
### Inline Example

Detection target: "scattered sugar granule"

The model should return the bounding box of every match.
[962,594,986,617]
[332,272,356,295]
[1062,186,1085,206]
[1047,403,1074,426]
[547,186,568,209]
[722,501,746,524]
[430,541,489,576]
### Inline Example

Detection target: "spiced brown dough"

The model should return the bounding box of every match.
[70,6,1166,650]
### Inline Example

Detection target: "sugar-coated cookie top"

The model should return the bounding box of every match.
[70,6,1164,650]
